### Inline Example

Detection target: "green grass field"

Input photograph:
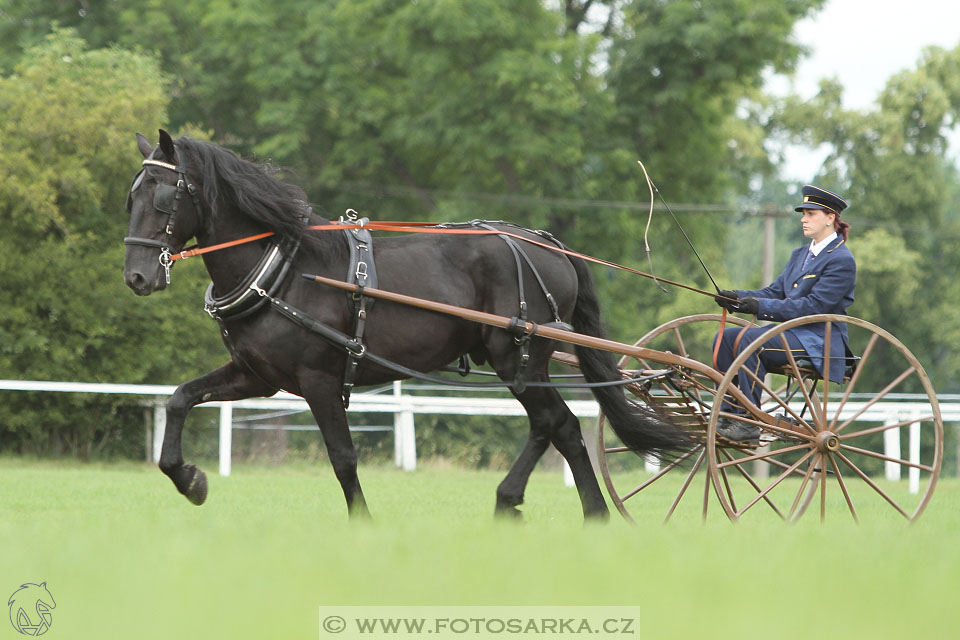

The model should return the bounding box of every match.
[2,458,958,639]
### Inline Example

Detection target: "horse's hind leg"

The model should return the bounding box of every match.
[495,424,551,519]
[501,386,609,521]
[160,361,276,505]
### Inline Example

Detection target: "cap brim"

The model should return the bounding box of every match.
[795,202,837,213]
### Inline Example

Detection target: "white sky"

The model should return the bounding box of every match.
[768,0,960,180]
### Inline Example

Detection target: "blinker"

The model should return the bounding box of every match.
[153,182,179,215]
[126,176,178,216]
[125,170,145,213]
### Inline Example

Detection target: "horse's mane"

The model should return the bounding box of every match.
[174,136,337,255]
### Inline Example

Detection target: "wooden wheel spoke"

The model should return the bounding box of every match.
[819,451,829,522]
[620,447,700,501]
[735,449,816,517]
[779,332,824,429]
[840,416,934,441]
[788,454,821,520]
[827,452,859,523]
[821,320,832,422]
[664,448,706,523]
[828,333,879,431]
[717,448,786,519]
[740,364,809,426]
[701,465,712,522]
[717,441,810,469]
[670,327,688,358]
[604,446,631,454]
[836,365,917,434]
[838,443,935,473]
[715,455,743,516]
[834,450,911,519]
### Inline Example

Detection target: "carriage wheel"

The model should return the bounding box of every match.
[707,315,943,523]
[597,314,755,523]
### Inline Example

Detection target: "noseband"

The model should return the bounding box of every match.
[124,156,202,283]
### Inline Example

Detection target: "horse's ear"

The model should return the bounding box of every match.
[158,129,176,162]
[136,133,153,159]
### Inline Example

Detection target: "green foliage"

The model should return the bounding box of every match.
[0,30,225,457]
[6,1,957,465]
[774,42,960,390]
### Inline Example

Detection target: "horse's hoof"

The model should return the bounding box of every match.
[183,464,208,506]
[494,505,524,521]
[583,509,610,523]
[348,503,372,519]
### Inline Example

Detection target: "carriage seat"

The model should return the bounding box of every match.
[768,356,858,383]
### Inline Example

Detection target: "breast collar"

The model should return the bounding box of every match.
[204,233,302,322]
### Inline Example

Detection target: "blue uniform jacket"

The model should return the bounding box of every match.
[734,237,856,382]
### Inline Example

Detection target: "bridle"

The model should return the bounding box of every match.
[124,152,202,284]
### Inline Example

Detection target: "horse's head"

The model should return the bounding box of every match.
[123,129,204,295]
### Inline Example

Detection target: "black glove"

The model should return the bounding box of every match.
[714,289,739,312]
[738,297,759,315]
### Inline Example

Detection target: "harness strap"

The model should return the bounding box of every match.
[500,236,531,392]
[339,218,378,408]
[472,221,569,393]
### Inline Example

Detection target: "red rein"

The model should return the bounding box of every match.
[170,221,720,300]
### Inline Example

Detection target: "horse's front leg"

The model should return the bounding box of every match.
[301,381,370,518]
[159,361,276,505]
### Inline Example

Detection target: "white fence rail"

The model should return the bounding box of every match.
[2,379,958,484]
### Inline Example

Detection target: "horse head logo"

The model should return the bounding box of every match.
[7,582,56,636]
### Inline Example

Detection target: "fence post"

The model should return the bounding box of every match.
[393,381,403,468]
[152,402,166,465]
[144,408,152,463]
[883,411,901,481]
[219,401,233,477]
[908,415,920,495]
[392,381,417,471]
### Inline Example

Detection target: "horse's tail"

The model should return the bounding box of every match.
[568,256,693,459]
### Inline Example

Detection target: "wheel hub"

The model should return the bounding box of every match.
[815,431,840,452]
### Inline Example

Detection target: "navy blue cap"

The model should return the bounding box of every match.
[795,185,848,214]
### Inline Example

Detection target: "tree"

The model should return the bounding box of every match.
[0,30,225,457]
[773,43,960,391]
[0,3,843,461]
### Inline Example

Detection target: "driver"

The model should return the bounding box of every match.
[712,185,857,443]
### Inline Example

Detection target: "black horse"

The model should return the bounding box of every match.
[123,130,690,520]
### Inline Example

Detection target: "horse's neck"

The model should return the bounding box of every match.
[197,209,278,294]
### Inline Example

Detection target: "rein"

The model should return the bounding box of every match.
[169,220,725,301]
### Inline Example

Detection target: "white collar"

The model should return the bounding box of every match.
[809,231,838,257]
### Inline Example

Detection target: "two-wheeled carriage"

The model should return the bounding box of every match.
[588,313,942,523]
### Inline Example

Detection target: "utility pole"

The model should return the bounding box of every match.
[756,203,779,479]
[762,203,777,285]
